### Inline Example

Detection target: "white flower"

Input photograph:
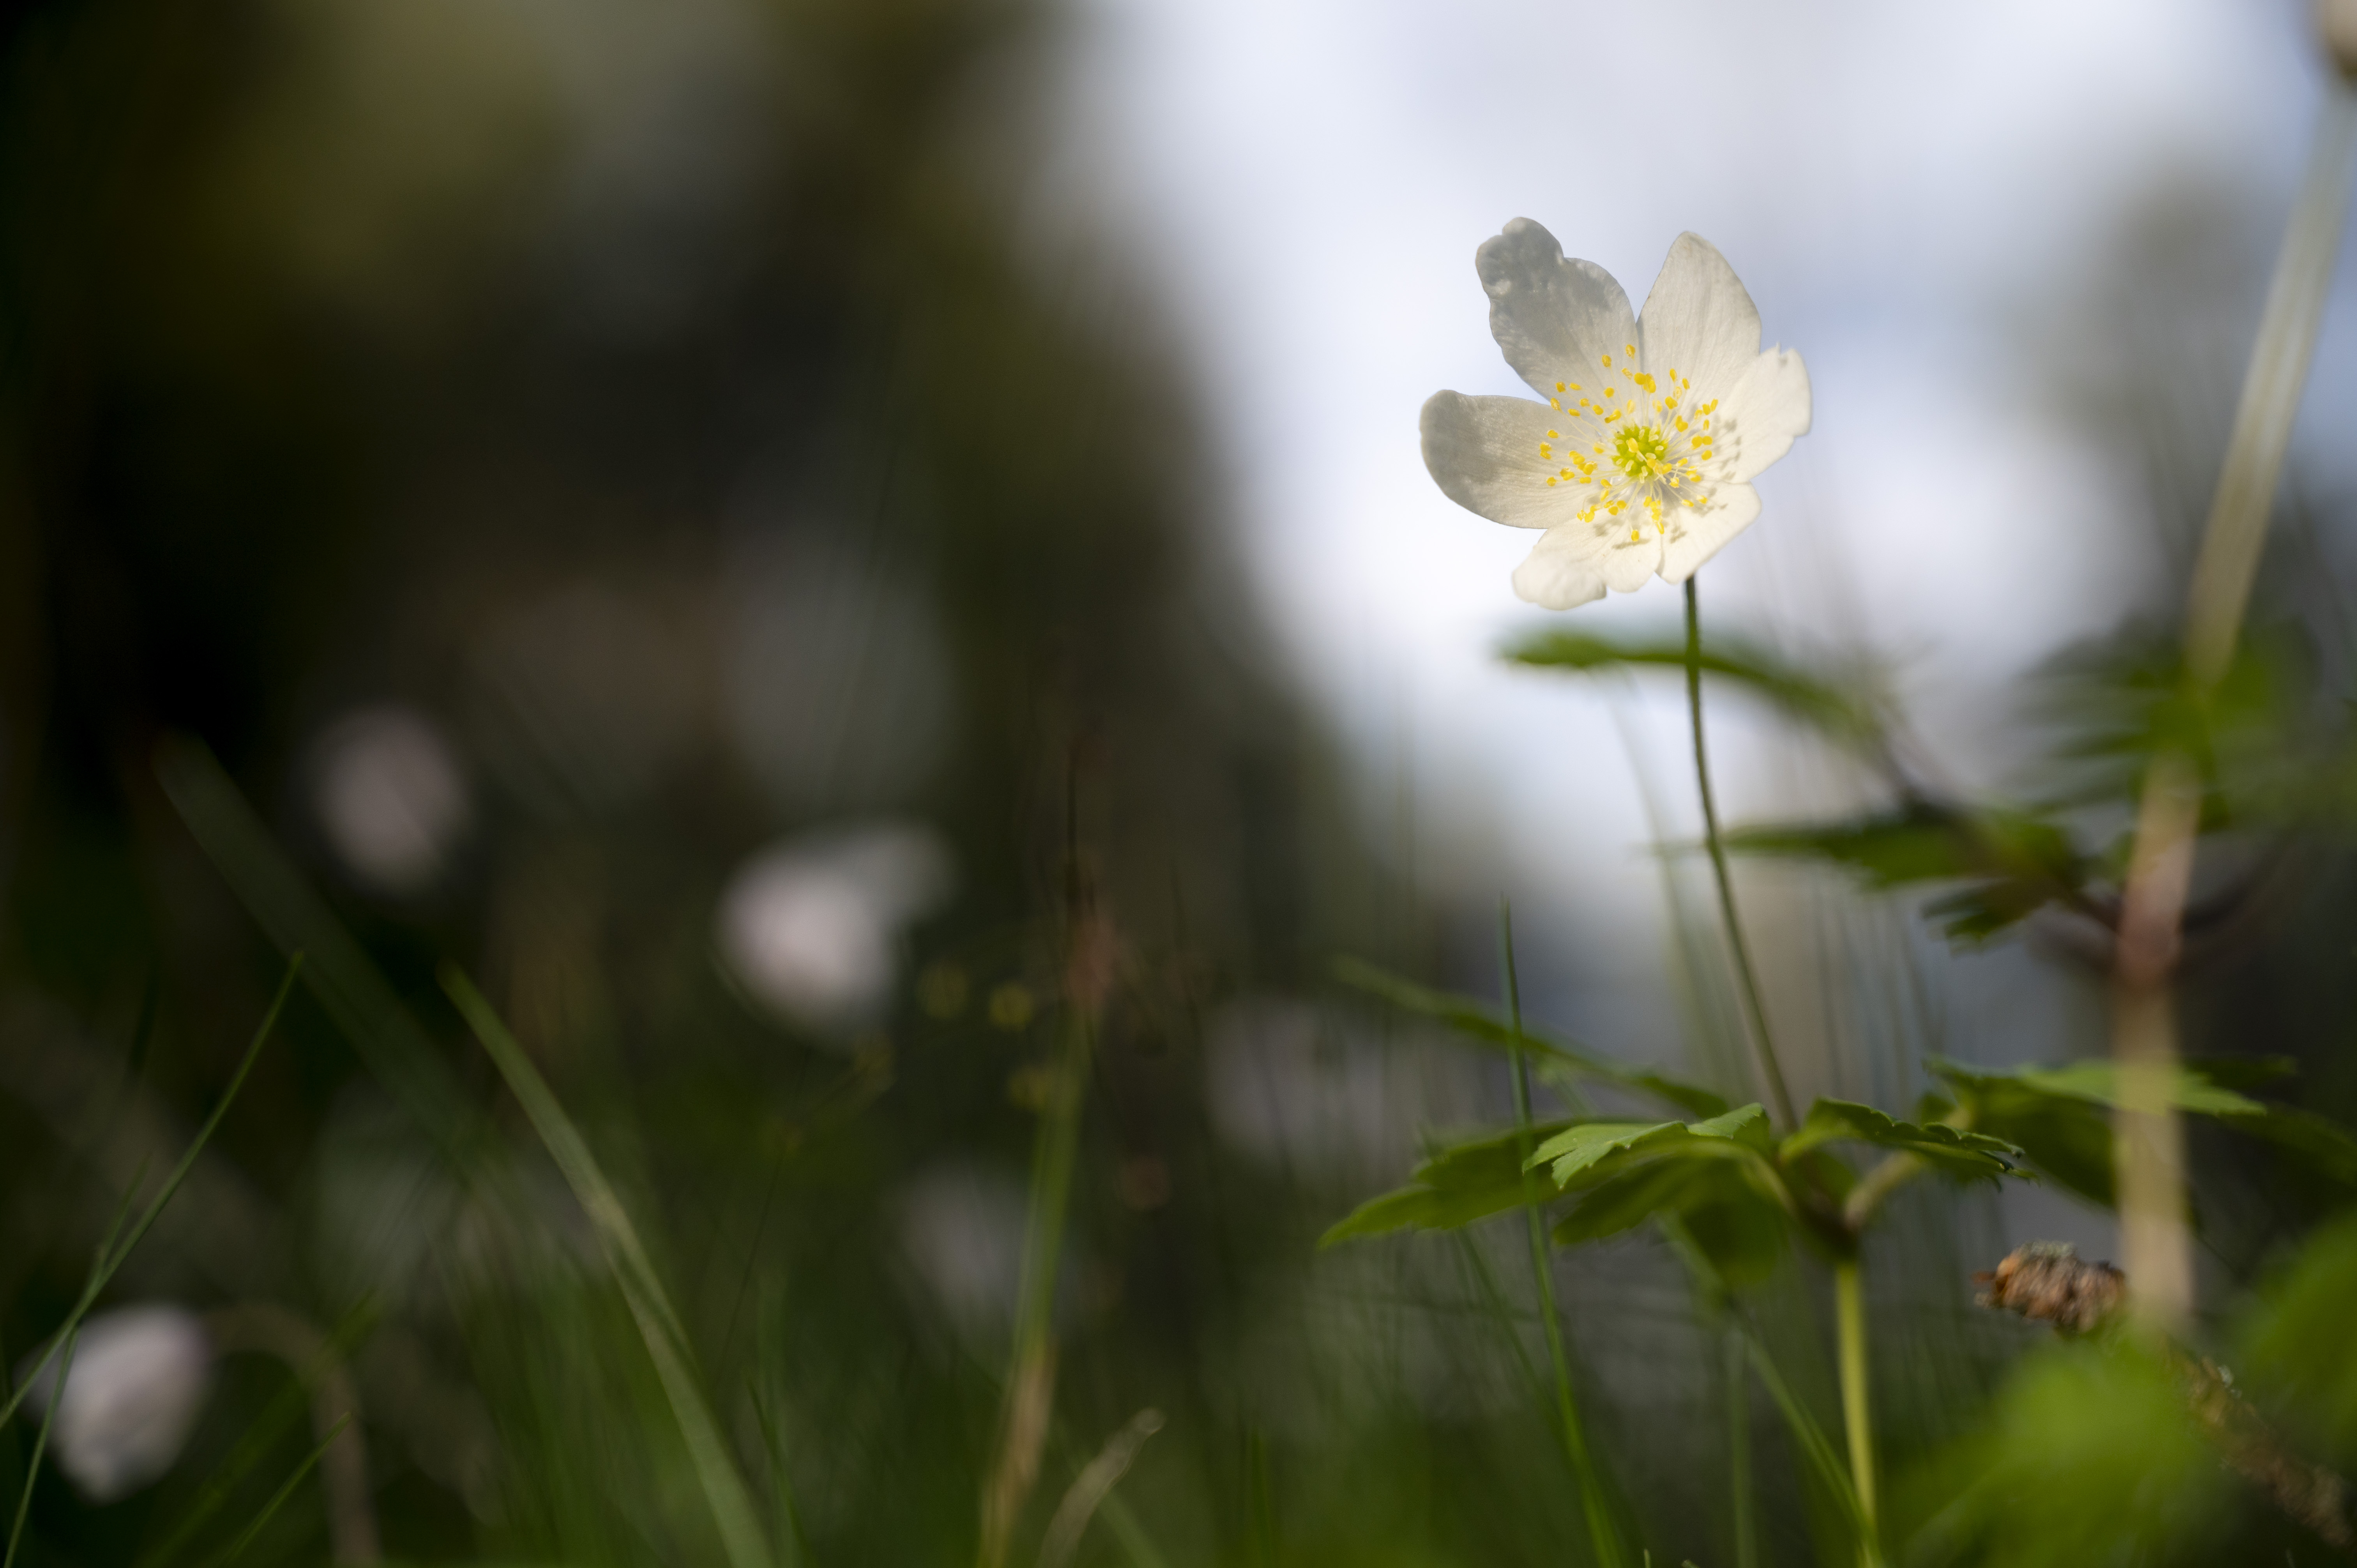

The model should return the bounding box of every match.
[717,819,954,1035]
[16,1305,213,1503]
[1421,220,1811,609]
[312,706,472,895]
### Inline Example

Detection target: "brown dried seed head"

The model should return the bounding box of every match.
[1973,1241,2127,1334]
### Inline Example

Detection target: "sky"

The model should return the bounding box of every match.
[1051,0,2356,1078]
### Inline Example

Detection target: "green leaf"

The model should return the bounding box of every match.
[1332,957,1729,1118]
[2236,1208,2357,1456]
[2027,622,2321,830]
[1929,1057,2357,1205]
[1780,1098,2024,1179]
[1317,1123,1571,1245]
[2214,1107,2357,1187]
[1501,627,1885,750]
[1526,1103,1771,1190]
[1552,1157,1791,1282]
[1725,798,2091,943]
[1551,1160,1721,1245]
[1988,1059,2263,1117]
[1678,1186,1792,1289]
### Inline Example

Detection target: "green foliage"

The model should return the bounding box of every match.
[1333,957,1729,1118]
[1779,1099,2023,1181]
[1557,1162,1790,1286]
[1525,1103,1774,1189]
[1724,798,2093,943]
[2029,622,2327,829]
[1899,1343,2227,1568]
[1317,1123,1573,1244]
[443,967,773,1568]
[1501,626,1887,753]
[2237,1207,2357,1466]
[1929,1057,2357,1207]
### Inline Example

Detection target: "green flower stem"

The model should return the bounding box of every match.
[1842,1151,1924,1233]
[1500,901,1625,1568]
[1833,1258,1878,1561]
[1724,1329,1758,1568]
[1684,576,1799,1131]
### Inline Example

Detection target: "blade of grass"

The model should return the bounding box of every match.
[0,957,299,1432]
[3,1323,75,1568]
[3,1185,141,1568]
[1095,1493,1170,1568]
[138,1299,379,1568]
[189,1414,349,1568]
[1500,899,1625,1568]
[1740,1327,1876,1565]
[747,1380,807,1568]
[156,738,482,1166]
[440,962,772,1568]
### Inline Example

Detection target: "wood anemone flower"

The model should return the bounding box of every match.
[1422,219,1811,608]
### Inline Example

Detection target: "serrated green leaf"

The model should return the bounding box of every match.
[1501,627,1884,750]
[1780,1097,2023,1178]
[1526,1103,1770,1191]
[1332,957,1729,1118]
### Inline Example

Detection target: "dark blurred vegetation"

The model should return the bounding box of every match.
[0,0,1415,1557]
[5,0,2357,1563]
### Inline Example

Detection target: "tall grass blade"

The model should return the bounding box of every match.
[0,957,299,1431]
[155,737,481,1164]
[4,1324,74,1568]
[139,1299,378,1568]
[189,1414,350,1568]
[1500,899,1625,1568]
[440,963,772,1568]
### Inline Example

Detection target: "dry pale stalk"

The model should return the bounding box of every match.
[2109,74,2357,1333]
[1036,1408,1164,1568]
[976,856,1118,1568]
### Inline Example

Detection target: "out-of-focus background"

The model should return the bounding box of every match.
[6,0,2357,1561]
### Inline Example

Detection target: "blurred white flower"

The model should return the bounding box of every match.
[717,820,953,1034]
[894,1163,1030,1344]
[1421,220,1811,609]
[18,1305,213,1503]
[313,706,471,894]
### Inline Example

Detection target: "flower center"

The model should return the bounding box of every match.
[1536,345,1724,540]
[1611,424,1670,481]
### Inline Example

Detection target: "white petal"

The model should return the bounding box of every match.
[1635,234,1762,404]
[1421,391,1580,530]
[1512,528,1608,609]
[1476,219,1637,399]
[1719,347,1811,482]
[1659,483,1763,583]
[1603,530,1662,593]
